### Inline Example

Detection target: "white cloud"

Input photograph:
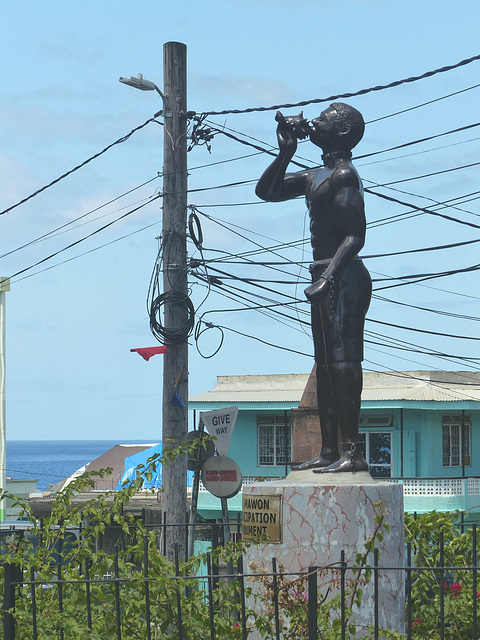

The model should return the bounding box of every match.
[0,154,38,210]
[192,74,296,107]
[36,40,106,66]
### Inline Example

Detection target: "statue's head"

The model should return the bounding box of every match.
[310,103,365,153]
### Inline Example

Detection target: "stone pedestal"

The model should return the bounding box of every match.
[243,471,405,636]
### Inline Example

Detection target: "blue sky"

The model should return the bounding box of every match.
[2,1,480,439]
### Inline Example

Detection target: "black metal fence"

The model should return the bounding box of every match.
[1,521,480,639]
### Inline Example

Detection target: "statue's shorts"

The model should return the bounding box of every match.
[310,258,372,365]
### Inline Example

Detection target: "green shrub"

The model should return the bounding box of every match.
[405,510,480,640]
[2,444,479,640]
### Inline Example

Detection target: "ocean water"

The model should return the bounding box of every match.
[6,440,157,492]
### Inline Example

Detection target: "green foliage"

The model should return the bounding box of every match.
[0,438,253,640]
[405,510,480,640]
[2,445,480,640]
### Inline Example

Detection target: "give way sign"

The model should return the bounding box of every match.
[200,406,239,456]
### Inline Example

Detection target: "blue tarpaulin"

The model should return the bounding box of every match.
[116,443,194,490]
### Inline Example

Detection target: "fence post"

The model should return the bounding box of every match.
[308,565,318,640]
[439,531,445,640]
[114,550,121,640]
[174,543,183,640]
[144,533,152,640]
[474,523,478,640]
[206,553,215,640]
[237,555,247,640]
[340,550,346,640]
[406,542,412,640]
[211,524,219,592]
[57,535,64,640]
[373,548,379,640]
[4,561,19,640]
[272,558,280,640]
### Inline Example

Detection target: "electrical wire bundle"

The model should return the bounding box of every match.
[147,237,195,346]
[3,52,480,378]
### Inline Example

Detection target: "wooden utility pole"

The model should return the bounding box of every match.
[162,42,189,561]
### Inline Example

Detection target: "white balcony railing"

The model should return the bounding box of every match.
[394,478,464,496]
[198,476,480,499]
[381,477,480,497]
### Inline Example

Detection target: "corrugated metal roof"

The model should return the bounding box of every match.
[189,373,310,403]
[189,371,480,405]
[362,371,480,402]
[360,385,480,402]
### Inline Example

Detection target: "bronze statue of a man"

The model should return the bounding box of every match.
[255,102,371,473]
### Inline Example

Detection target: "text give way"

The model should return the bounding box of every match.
[200,406,239,456]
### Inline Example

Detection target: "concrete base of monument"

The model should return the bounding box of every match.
[243,471,405,636]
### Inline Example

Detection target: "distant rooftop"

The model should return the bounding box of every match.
[189,373,310,404]
[189,370,480,405]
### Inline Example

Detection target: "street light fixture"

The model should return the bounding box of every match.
[119,73,165,99]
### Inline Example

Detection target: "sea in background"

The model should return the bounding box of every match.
[6,440,159,492]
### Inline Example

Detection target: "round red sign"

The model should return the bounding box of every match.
[201,456,243,499]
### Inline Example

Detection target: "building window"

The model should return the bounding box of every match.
[359,414,393,428]
[358,415,393,478]
[443,414,471,467]
[257,414,291,466]
[359,431,392,478]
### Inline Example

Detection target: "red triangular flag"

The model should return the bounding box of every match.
[130,346,168,361]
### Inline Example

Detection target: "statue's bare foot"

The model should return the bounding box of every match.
[313,444,369,474]
[290,452,340,471]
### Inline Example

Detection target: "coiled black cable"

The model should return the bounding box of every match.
[188,210,204,250]
[194,319,225,359]
[149,291,195,345]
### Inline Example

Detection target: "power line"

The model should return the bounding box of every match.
[11,218,161,284]
[367,317,480,342]
[372,262,480,290]
[9,195,162,281]
[371,267,480,301]
[192,274,480,368]
[355,121,480,161]
[366,82,480,124]
[0,117,156,217]
[365,367,480,388]
[202,53,480,116]
[363,237,480,260]
[3,61,478,230]
[206,112,480,177]
[207,322,312,358]
[358,135,480,169]
[187,228,480,365]
[368,183,480,223]
[366,189,480,230]
[373,294,480,322]
[362,365,480,401]
[365,330,480,366]
[193,120,480,233]
[197,203,480,264]
[0,176,160,260]
[365,189,480,231]
[194,208,309,268]
[375,159,480,188]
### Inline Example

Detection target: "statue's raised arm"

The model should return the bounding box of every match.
[255,111,310,203]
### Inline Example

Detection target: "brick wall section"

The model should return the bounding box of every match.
[291,365,321,463]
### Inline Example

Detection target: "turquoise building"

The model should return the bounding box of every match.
[189,370,480,523]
